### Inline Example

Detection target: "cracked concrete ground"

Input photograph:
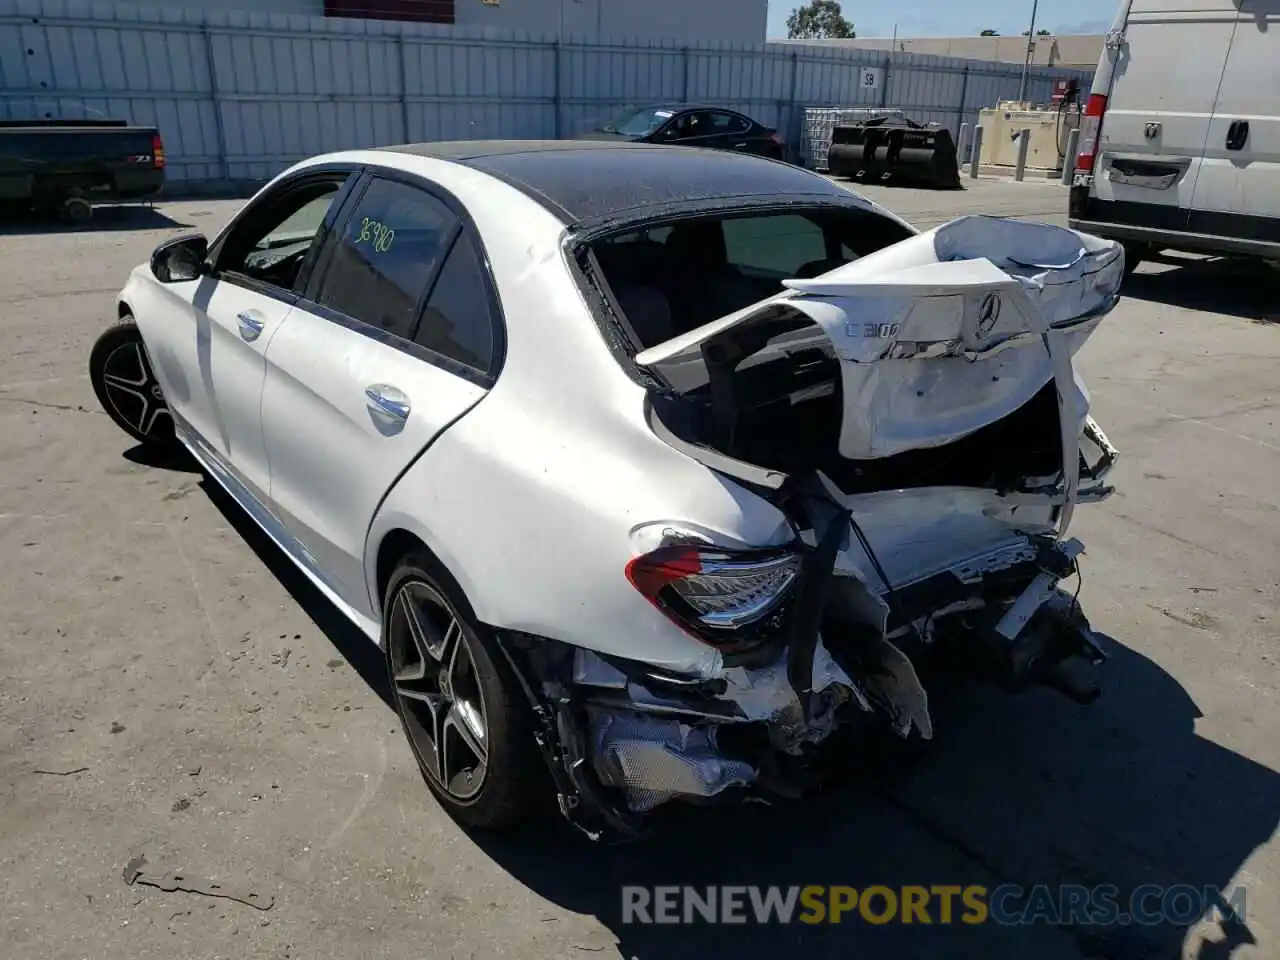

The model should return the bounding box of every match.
[0,177,1276,959]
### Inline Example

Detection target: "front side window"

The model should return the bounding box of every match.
[313,177,458,339]
[217,179,346,293]
[414,235,497,374]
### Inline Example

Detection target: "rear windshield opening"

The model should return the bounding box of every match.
[587,206,913,350]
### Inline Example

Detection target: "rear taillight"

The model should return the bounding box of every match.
[625,545,801,654]
[152,133,166,169]
[1074,93,1107,173]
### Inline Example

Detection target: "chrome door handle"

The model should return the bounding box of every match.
[236,311,265,341]
[365,385,410,422]
[733,142,748,149]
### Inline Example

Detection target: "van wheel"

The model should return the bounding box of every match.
[1121,240,1149,277]
[89,318,178,450]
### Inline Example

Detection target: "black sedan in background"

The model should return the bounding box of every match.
[576,104,785,160]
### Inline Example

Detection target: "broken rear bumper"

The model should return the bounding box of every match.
[493,532,1109,842]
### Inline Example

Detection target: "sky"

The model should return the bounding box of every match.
[765,0,1118,39]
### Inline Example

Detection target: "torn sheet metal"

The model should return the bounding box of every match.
[634,217,1122,530]
[809,475,1051,591]
[122,853,275,911]
[995,537,1085,641]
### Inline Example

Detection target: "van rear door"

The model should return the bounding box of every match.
[1091,0,1237,229]
[1187,0,1280,241]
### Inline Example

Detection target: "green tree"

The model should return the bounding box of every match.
[786,0,856,39]
[1023,28,1052,35]
[980,29,1000,36]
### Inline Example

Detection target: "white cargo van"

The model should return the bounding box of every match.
[1068,0,1280,269]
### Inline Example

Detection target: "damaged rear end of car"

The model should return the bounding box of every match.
[497,202,1124,840]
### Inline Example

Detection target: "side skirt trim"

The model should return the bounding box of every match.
[172,412,381,645]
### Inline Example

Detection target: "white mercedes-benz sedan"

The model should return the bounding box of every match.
[91,141,1123,839]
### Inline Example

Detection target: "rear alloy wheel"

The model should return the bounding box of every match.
[384,553,542,828]
[89,318,178,450]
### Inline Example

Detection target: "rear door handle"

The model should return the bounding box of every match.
[236,311,265,341]
[365,384,410,422]
[733,142,748,149]
[1226,120,1250,151]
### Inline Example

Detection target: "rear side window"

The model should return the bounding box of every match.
[314,177,457,339]
[709,112,751,133]
[414,235,496,374]
[722,214,829,278]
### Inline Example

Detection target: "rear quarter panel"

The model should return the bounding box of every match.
[360,161,794,677]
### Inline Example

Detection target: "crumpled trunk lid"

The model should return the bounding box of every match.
[634,216,1124,528]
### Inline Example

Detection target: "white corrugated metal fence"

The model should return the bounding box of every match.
[0,0,1093,184]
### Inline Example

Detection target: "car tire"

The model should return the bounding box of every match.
[383,550,544,829]
[61,196,93,225]
[89,317,179,451]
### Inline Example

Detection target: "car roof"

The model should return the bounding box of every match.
[626,103,747,114]
[374,140,855,225]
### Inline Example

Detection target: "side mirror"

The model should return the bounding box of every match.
[150,234,208,283]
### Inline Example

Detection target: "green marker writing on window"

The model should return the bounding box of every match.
[356,216,395,254]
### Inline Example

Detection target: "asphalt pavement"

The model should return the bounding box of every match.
[0,175,1276,960]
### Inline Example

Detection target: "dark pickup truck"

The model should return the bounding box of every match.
[0,119,166,222]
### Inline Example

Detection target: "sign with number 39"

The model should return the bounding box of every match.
[860,67,883,91]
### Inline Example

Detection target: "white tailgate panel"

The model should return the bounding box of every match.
[1094,3,1236,208]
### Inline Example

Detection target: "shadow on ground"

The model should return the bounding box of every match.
[175,466,1277,959]
[196,475,393,708]
[476,640,1278,958]
[1123,254,1279,322]
[0,204,194,236]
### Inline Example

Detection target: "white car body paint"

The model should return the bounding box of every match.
[113,144,1123,824]
[261,298,489,622]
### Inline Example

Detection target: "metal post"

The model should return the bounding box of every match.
[785,50,800,163]
[956,64,970,138]
[957,122,970,163]
[398,34,411,143]
[879,54,891,109]
[553,40,562,139]
[970,125,984,179]
[1014,127,1031,181]
[201,25,228,182]
[1061,127,1080,184]
[1018,0,1040,104]
[682,47,691,103]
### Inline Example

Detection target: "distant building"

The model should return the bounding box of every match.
[111,0,768,43]
[777,34,1104,72]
